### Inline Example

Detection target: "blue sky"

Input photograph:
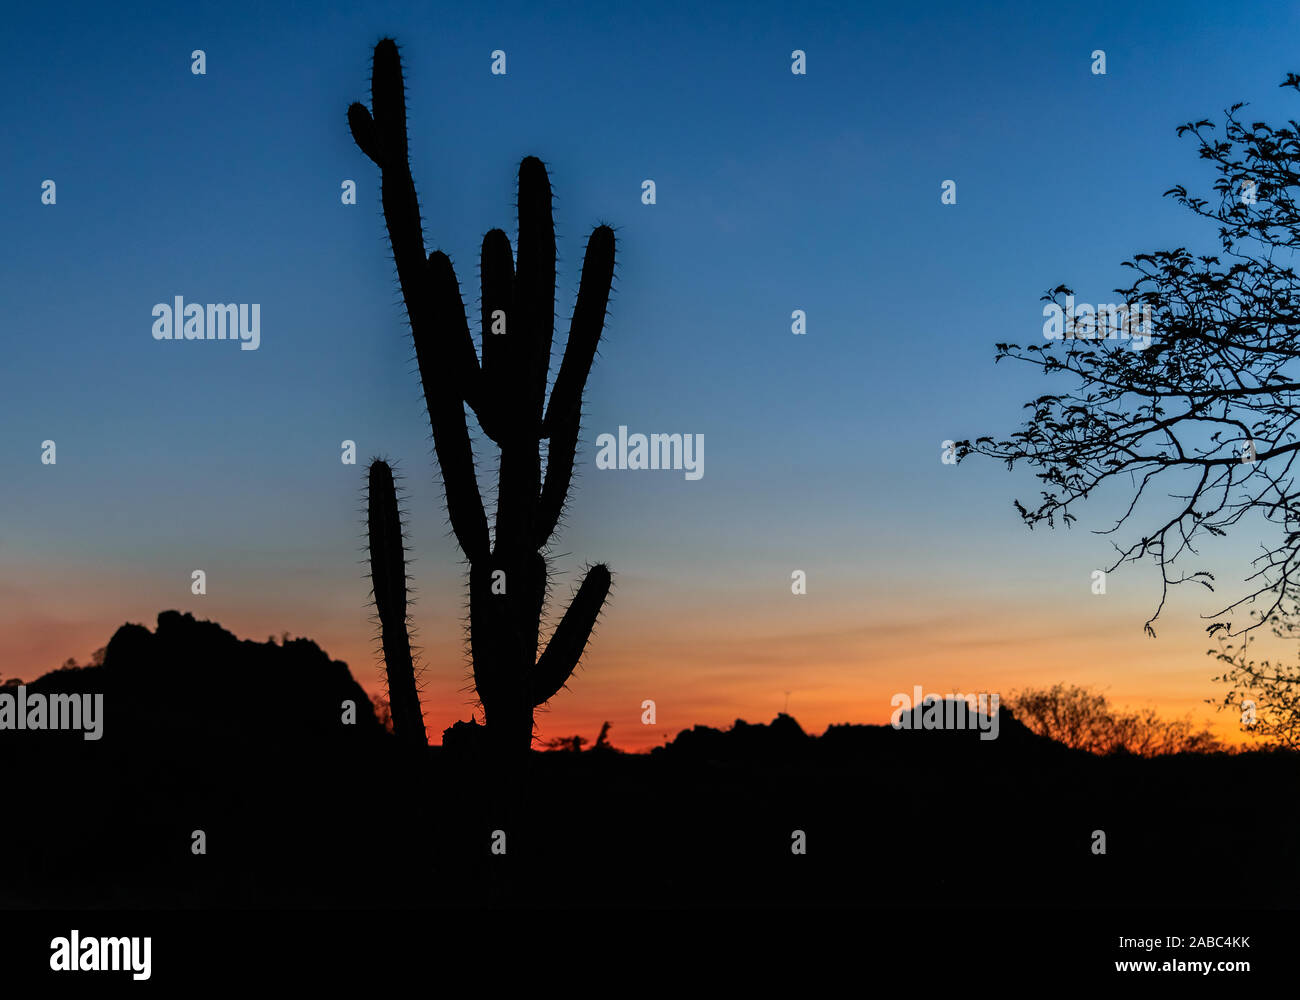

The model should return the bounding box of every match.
[2,0,1298,744]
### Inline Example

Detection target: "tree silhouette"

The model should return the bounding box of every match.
[958,77,1300,645]
[1008,684,1221,755]
[1209,617,1300,748]
[348,39,616,761]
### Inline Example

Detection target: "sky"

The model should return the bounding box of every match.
[3,0,1300,749]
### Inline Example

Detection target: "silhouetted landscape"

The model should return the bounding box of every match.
[12,5,1300,985]
[3,611,1294,910]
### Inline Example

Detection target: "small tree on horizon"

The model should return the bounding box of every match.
[1008,684,1223,755]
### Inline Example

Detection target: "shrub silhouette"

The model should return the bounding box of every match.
[1007,684,1223,755]
[348,39,616,760]
[366,459,426,748]
[545,734,587,752]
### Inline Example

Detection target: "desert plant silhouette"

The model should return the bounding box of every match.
[367,459,427,748]
[348,39,616,760]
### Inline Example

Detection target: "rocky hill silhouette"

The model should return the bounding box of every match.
[3,611,383,747]
[2,614,1297,909]
[0,613,388,907]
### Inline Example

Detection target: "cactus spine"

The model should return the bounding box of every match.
[349,39,616,758]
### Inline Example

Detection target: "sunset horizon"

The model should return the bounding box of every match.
[4,0,1297,986]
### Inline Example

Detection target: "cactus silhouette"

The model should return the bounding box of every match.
[349,39,615,758]
[366,459,427,748]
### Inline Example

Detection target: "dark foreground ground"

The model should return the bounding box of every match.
[2,611,1295,910]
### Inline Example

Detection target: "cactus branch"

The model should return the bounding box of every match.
[367,460,427,748]
[543,225,616,435]
[531,564,612,707]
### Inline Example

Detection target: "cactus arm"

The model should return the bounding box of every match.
[530,564,612,707]
[347,103,381,164]
[491,162,556,554]
[367,460,428,747]
[536,225,616,543]
[541,225,616,435]
[478,227,515,433]
[424,249,498,441]
[536,404,581,546]
[349,43,431,351]
[366,39,408,163]
[415,252,492,562]
[349,40,491,562]
[514,157,558,419]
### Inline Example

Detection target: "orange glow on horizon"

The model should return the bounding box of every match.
[0,562,1265,756]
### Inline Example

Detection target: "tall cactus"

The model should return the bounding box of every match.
[349,39,615,758]
[367,459,428,748]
